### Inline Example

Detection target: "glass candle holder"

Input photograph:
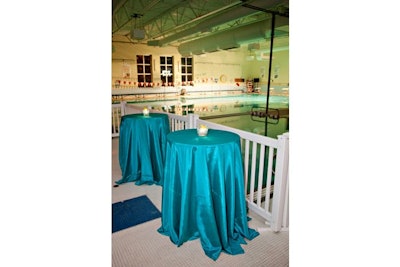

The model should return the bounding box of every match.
[197,124,208,136]
[142,108,149,116]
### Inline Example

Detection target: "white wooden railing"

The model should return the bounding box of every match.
[112,103,125,137]
[112,101,289,232]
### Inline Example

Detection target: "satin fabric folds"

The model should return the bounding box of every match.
[117,113,170,185]
[158,129,259,260]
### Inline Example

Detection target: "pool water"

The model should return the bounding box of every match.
[208,114,289,139]
[127,94,289,138]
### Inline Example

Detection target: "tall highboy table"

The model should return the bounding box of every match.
[116,113,170,186]
[158,129,259,260]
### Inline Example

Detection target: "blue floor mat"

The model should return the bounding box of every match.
[112,195,161,233]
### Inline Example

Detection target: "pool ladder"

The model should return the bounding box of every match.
[250,107,281,124]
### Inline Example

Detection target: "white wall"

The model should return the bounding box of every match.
[112,43,181,87]
[111,40,289,94]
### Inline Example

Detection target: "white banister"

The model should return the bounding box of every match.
[263,146,274,213]
[249,141,257,203]
[120,101,126,116]
[256,144,266,207]
[270,132,289,232]
[112,102,125,137]
[282,172,289,228]
[189,114,199,129]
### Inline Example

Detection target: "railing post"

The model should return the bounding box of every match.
[120,101,126,116]
[188,114,199,129]
[112,102,126,138]
[270,132,289,232]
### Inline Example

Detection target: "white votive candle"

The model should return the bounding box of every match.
[197,125,208,136]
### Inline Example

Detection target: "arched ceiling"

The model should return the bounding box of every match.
[112,0,289,50]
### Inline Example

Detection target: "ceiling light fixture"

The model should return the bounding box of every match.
[130,13,145,40]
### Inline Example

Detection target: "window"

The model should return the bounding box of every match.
[181,57,193,85]
[137,55,152,87]
[160,56,174,86]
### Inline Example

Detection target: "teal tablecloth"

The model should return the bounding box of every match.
[158,129,259,260]
[116,113,170,185]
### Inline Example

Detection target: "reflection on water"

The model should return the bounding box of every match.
[126,94,289,138]
[208,115,289,138]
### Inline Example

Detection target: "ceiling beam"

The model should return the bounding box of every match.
[149,0,284,47]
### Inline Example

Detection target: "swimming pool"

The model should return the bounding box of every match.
[125,94,289,138]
